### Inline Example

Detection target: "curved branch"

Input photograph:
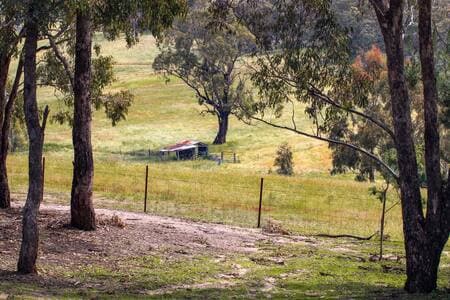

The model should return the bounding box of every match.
[47,35,74,90]
[251,61,396,141]
[251,115,399,180]
[308,85,396,141]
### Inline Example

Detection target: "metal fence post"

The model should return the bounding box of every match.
[144,165,149,212]
[257,177,264,228]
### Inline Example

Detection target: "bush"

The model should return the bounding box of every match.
[274,143,294,176]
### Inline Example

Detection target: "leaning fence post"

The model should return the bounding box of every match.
[257,177,264,228]
[144,165,149,212]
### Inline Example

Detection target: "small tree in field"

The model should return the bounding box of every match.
[274,143,294,176]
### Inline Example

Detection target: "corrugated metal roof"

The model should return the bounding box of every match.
[160,140,207,152]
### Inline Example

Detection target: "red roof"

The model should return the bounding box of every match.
[160,140,206,152]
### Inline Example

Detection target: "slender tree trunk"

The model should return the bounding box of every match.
[0,52,11,209]
[0,55,23,209]
[213,111,229,145]
[418,0,442,216]
[372,1,449,293]
[17,5,48,274]
[70,8,96,231]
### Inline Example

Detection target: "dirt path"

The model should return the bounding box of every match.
[1,202,314,272]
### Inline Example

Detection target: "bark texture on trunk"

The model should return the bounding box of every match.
[0,55,23,209]
[418,0,444,219]
[372,1,449,293]
[0,52,11,209]
[17,6,47,274]
[70,9,96,231]
[213,111,229,145]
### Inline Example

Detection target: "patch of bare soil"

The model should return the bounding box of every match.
[0,201,312,274]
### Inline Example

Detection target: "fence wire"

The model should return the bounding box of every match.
[9,157,403,241]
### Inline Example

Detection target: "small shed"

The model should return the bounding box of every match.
[159,140,208,160]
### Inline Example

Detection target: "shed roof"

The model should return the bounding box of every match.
[160,140,207,152]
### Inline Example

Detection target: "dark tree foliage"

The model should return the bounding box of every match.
[329,45,428,184]
[95,0,187,46]
[274,142,294,176]
[153,0,255,144]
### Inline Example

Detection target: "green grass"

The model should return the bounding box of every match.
[8,34,405,240]
[9,151,403,240]
[1,241,449,299]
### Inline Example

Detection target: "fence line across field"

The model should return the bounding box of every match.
[31,157,401,240]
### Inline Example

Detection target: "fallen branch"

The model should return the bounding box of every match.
[315,232,378,241]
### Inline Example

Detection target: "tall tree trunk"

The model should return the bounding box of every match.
[0,55,23,209]
[17,5,48,274]
[213,111,229,145]
[372,1,449,293]
[0,52,11,209]
[418,0,442,216]
[414,0,449,292]
[70,8,96,231]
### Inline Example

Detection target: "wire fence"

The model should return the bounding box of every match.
[9,155,404,241]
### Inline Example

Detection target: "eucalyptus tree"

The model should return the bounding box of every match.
[70,0,185,229]
[153,0,256,144]
[39,0,186,230]
[240,0,449,292]
[17,0,55,274]
[0,0,25,208]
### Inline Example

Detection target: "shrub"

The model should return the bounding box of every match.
[274,143,294,176]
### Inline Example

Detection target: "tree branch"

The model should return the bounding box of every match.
[2,53,23,153]
[47,35,74,90]
[308,84,396,141]
[251,115,399,180]
[41,105,50,132]
[250,58,395,141]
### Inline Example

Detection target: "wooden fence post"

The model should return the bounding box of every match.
[144,165,149,212]
[379,190,387,260]
[221,151,224,162]
[257,177,264,228]
[233,153,236,163]
[41,156,45,201]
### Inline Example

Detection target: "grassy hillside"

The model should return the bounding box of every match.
[9,34,403,239]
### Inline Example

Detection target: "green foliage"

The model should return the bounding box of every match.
[249,0,351,120]
[37,43,133,127]
[94,0,187,47]
[274,142,294,176]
